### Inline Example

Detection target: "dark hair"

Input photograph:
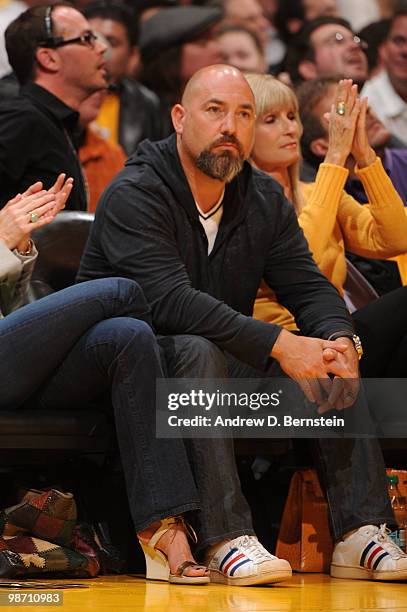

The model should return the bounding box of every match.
[216,21,263,55]
[5,3,72,85]
[284,16,353,84]
[358,20,391,73]
[296,77,337,167]
[393,3,407,21]
[83,0,138,46]
[386,4,407,36]
[139,43,182,107]
[273,0,304,43]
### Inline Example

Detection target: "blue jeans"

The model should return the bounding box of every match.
[158,334,255,552]
[0,279,255,548]
[227,354,394,540]
[0,278,200,532]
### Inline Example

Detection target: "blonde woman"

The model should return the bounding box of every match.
[246,74,407,378]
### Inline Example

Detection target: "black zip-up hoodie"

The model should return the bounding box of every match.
[78,134,353,371]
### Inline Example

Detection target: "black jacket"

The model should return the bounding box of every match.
[78,135,353,371]
[0,73,163,157]
[117,78,163,155]
[0,83,87,210]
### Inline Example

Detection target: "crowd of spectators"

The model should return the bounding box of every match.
[2,0,407,216]
[2,0,407,588]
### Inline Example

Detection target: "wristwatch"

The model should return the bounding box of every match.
[327,331,364,360]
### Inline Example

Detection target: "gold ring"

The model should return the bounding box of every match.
[30,212,39,223]
[336,101,346,116]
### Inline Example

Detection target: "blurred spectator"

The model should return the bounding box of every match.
[358,19,391,77]
[0,4,107,210]
[78,91,126,212]
[223,0,269,46]
[0,1,25,79]
[0,4,106,210]
[223,0,284,71]
[138,5,222,136]
[135,0,176,24]
[362,7,407,144]
[0,0,60,78]
[285,16,369,85]
[275,0,339,45]
[377,0,398,18]
[297,76,407,294]
[216,23,266,73]
[83,0,163,155]
[303,0,339,19]
[258,0,278,21]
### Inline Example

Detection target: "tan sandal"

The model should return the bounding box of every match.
[139,516,210,584]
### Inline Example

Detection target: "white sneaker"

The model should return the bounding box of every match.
[331,523,407,581]
[207,535,292,586]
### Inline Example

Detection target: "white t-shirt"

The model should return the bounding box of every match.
[196,190,224,255]
[362,70,407,145]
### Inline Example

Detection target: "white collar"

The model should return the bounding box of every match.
[195,189,225,220]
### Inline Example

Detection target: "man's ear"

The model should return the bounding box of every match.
[171,103,186,134]
[128,46,140,77]
[298,60,318,81]
[35,47,60,73]
[310,137,329,159]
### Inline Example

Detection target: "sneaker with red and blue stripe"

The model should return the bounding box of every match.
[331,524,407,581]
[207,535,292,586]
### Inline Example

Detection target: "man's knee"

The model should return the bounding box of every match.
[159,334,228,378]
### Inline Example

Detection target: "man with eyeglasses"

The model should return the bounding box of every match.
[362,7,407,146]
[0,3,108,210]
[285,16,368,87]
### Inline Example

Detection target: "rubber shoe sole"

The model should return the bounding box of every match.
[209,567,292,586]
[331,563,407,581]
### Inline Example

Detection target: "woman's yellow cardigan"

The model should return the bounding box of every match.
[254,157,407,329]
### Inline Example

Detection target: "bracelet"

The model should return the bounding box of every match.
[17,239,33,256]
[327,330,354,342]
[327,331,363,360]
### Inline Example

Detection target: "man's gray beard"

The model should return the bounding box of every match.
[195,149,244,183]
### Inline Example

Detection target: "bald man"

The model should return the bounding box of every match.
[79,66,407,583]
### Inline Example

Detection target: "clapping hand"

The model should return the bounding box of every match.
[324,79,361,167]
[350,96,377,168]
[323,79,376,170]
[0,174,73,252]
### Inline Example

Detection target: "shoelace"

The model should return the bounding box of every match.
[373,523,407,558]
[233,535,276,562]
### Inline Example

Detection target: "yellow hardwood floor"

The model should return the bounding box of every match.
[0,574,406,612]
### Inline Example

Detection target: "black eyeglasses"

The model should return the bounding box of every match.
[38,5,98,49]
[48,31,99,49]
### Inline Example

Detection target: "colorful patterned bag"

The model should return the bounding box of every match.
[0,489,100,578]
